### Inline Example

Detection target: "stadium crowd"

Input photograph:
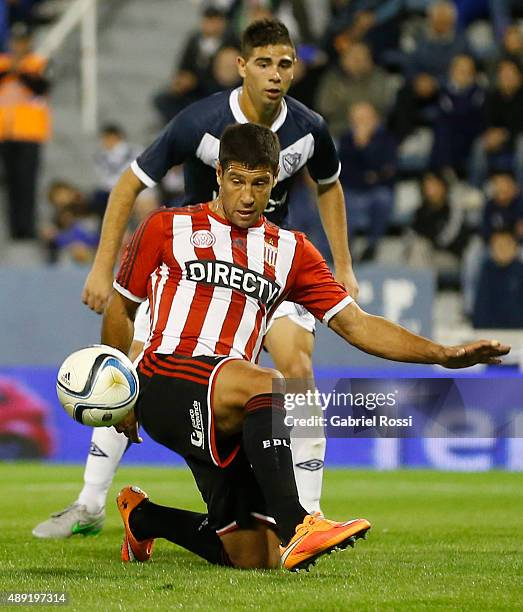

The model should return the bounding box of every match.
[2,0,523,328]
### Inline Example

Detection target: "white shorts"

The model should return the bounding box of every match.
[133,301,150,344]
[132,300,316,345]
[266,301,316,334]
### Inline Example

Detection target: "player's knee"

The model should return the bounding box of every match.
[228,549,275,570]
[278,350,313,380]
[246,367,284,400]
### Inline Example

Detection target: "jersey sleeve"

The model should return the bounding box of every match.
[286,235,353,324]
[131,105,202,186]
[306,117,341,185]
[113,210,166,302]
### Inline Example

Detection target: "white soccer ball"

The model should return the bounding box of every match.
[56,345,139,427]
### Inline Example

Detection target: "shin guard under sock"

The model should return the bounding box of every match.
[242,393,307,545]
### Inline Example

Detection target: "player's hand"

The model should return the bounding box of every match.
[335,266,359,301]
[82,264,113,314]
[114,410,142,443]
[439,340,511,369]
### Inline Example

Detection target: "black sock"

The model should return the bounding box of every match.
[243,393,307,546]
[129,501,232,566]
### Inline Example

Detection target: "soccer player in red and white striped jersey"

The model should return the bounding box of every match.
[113,200,352,369]
[104,124,509,571]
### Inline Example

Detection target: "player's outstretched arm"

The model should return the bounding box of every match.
[329,302,511,368]
[316,180,359,299]
[82,168,145,314]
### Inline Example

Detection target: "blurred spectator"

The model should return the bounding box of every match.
[407,0,469,83]
[153,6,238,125]
[389,72,440,143]
[91,124,141,217]
[7,0,40,27]
[481,171,523,242]
[486,24,523,80]
[316,42,397,139]
[388,72,439,174]
[405,172,468,280]
[470,59,523,186]
[325,0,403,66]
[430,54,485,177]
[178,6,238,91]
[40,181,99,265]
[500,23,523,62]
[487,0,523,41]
[152,70,204,126]
[226,0,315,43]
[473,229,523,328]
[287,44,327,110]
[204,45,241,94]
[462,171,523,314]
[454,0,523,42]
[339,102,397,261]
[0,23,51,239]
[272,0,316,43]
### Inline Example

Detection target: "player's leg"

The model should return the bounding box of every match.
[119,356,370,570]
[32,305,150,538]
[31,423,129,538]
[264,307,326,515]
[213,359,371,571]
[219,525,281,569]
[75,336,144,512]
[119,486,279,568]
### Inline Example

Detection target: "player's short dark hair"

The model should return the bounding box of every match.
[219,124,280,174]
[241,18,294,58]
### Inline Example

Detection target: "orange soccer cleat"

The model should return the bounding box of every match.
[116,485,155,562]
[280,513,371,572]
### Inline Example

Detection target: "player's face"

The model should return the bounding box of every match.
[217,162,277,228]
[238,44,295,107]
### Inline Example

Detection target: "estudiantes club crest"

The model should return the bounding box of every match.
[190,230,216,248]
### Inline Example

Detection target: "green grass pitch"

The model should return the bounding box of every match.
[1,464,522,611]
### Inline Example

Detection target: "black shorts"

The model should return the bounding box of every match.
[136,353,275,536]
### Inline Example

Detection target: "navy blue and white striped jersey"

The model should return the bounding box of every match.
[131,87,341,226]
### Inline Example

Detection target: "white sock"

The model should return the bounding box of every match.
[291,389,326,514]
[291,435,326,515]
[76,426,128,514]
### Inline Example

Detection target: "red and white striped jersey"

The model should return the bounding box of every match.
[114,204,352,363]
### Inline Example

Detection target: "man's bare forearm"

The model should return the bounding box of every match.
[101,291,137,355]
[316,180,352,268]
[93,167,145,273]
[330,302,443,364]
